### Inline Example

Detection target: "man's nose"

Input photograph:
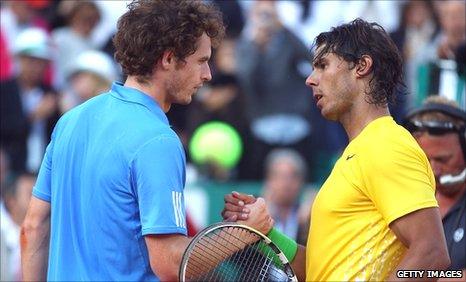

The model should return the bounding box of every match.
[305,71,318,87]
[202,64,212,82]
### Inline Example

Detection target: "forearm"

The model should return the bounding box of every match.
[146,234,192,281]
[290,245,306,282]
[20,221,50,281]
[387,245,450,281]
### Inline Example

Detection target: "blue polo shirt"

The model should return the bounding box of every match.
[32,82,187,281]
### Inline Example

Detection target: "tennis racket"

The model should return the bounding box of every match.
[179,222,297,281]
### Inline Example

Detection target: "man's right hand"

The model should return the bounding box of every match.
[221,191,256,222]
[238,197,274,235]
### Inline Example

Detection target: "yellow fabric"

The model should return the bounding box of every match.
[306,116,437,281]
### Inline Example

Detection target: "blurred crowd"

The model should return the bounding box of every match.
[0,0,465,280]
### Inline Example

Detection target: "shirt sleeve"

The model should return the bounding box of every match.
[130,134,187,236]
[359,137,438,225]
[32,126,57,202]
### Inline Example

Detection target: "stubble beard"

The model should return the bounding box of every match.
[167,74,192,106]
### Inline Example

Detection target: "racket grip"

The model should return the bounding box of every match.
[267,228,298,262]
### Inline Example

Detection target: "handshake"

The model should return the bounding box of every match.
[220,191,274,235]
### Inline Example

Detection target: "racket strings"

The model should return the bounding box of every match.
[187,228,255,274]
[187,227,258,280]
[184,227,287,281]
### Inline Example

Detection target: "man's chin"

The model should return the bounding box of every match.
[177,95,193,106]
[185,95,193,104]
[321,109,338,121]
[436,184,464,197]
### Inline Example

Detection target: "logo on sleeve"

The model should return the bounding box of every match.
[172,191,186,228]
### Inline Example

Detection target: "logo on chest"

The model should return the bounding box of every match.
[346,154,356,161]
[453,228,464,243]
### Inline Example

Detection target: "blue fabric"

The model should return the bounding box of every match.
[33,82,187,281]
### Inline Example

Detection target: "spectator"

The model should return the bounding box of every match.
[0,28,60,173]
[212,37,237,75]
[404,96,465,275]
[414,0,465,108]
[0,0,49,54]
[236,0,314,180]
[60,50,118,113]
[1,173,36,281]
[51,1,101,90]
[390,0,439,120]
[262,148,309,244]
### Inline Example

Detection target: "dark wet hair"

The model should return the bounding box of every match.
[313,18,404,107]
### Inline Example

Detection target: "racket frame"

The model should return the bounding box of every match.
[179,222,298,282]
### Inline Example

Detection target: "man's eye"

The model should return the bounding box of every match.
[317,63,326,69]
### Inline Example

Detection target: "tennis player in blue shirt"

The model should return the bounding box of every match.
[20,1,238,281]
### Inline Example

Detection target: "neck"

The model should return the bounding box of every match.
[340,100,390,141]
[124,76,170,112]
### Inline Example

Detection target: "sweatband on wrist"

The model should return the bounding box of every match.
[267,227,298,262]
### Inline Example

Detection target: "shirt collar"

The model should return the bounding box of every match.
[110,81,169,125]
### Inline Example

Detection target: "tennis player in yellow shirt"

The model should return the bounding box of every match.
[222,19,450,281]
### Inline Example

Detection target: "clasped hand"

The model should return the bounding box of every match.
[221,191,274,235]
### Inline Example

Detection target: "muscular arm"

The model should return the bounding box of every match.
[21,197,51,281]
[290,245,306,281]
[387,207,450,281]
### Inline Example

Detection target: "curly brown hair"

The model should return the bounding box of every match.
[113,0,225,80]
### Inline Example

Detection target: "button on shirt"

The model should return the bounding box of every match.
[33,82,187,281]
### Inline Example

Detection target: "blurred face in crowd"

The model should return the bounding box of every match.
[439,1,466,42]
[406,1,432,29]
[18,55,49,87]
[265,159,303,207]
[250,0,280,32]
[5,174,35,226]
[165,33,212,108]
[306,49,359,121]
[214,39,236,74]
[70,71,110,102]
[70,3,101,37]
[9,1,34,24]
[414,132,465,197]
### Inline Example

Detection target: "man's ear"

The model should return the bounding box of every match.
[161,50,175,70]
[355,55,373,78]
